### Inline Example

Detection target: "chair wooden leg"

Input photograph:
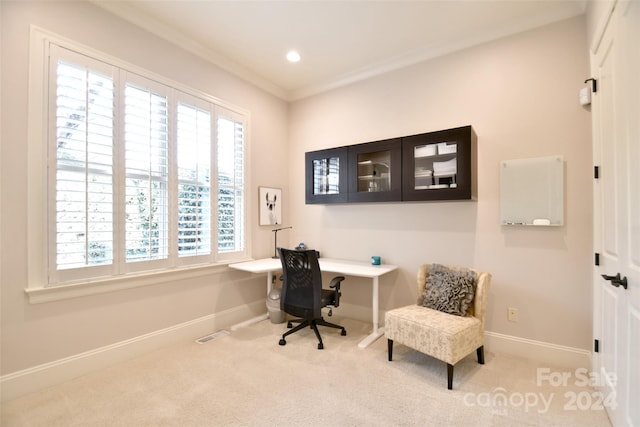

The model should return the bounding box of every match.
[476,346,485,364]
[447,364,454,390]
[387,339,393,361]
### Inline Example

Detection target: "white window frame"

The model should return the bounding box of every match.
[119,71,172,275]
[26,27,251,303]
[174,92,215,267]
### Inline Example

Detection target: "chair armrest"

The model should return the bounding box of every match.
[329,276,345,289]
[328,276,345,308]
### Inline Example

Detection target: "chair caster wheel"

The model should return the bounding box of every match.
[341,329,347,336]
[279,339,286,346]
[287,322,293,328]
[317,343,324,350]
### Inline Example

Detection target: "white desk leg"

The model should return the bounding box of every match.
[231,270,272,331]
[266,270,273,294]
[358,276,385,349]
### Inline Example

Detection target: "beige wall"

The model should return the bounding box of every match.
[0,1,289,374]
[1,1,593,387]
[288,16,593,350]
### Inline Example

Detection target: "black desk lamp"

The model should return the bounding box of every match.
[272,226,292,258]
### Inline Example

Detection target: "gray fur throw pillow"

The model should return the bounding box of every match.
[421,264,477,316]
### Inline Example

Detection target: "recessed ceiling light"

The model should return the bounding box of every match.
[286,50,301,63]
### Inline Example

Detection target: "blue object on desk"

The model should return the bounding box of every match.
[371,256,381,265]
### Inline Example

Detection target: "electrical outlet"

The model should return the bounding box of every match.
[508,307,519,322]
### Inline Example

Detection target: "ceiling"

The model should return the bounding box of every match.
[94,0,587,101]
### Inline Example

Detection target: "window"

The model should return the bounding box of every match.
[123,82,170,265]
[177,102,211,259]
[216,114,245,254]
[41,42,247,287]
[54,57,115,272]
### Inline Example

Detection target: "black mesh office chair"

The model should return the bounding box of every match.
[277,248,347,349]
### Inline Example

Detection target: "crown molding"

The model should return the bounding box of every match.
[90,0,290,101]
[91,0,586,103]
[289,2,587,101]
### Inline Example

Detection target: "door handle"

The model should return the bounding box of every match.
[601,273,628,290]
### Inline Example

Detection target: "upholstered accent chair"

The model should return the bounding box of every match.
[385,264,491,389]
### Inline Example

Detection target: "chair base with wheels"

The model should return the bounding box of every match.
[279,315,346,350]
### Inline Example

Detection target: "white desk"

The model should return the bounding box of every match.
[229,257,397,349]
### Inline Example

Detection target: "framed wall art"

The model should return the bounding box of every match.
[259,186,282,225]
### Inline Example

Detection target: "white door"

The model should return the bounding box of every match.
[592,1,640,426]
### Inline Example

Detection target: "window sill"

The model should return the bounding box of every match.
[25,261,247,304]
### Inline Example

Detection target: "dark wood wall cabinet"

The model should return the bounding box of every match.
[402,126,477,201]
[305,125,476,204]
[347,137,402,203]
[305,147,349,204]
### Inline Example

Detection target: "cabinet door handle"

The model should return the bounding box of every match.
[601,273,628,290]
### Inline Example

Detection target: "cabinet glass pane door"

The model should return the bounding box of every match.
[313,157,340,195]
[348,138,401,202]
[306,147,348,203]
[414,142,457,190]
[402,126,476,201]
[357,150,391,193]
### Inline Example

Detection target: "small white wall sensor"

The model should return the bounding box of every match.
[579,86,591,106]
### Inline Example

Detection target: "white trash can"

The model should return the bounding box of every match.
[266,288,285,324]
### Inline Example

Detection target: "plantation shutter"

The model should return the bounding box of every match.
[176,99,212,259]
[123,80,169,264]
[44,40,248,287]
[216,109,245,255]
[51,46,115,282]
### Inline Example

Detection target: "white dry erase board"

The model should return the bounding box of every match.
[500,155,564,226]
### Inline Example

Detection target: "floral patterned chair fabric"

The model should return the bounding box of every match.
[385,264,491,389]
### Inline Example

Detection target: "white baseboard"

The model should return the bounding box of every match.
[0,301,265,403]
[343,306,592,371]
[372,306,592,370]
[484,330,592,370]
[1,305,592,404]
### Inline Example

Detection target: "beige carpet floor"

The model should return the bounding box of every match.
[1,317,612,426]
